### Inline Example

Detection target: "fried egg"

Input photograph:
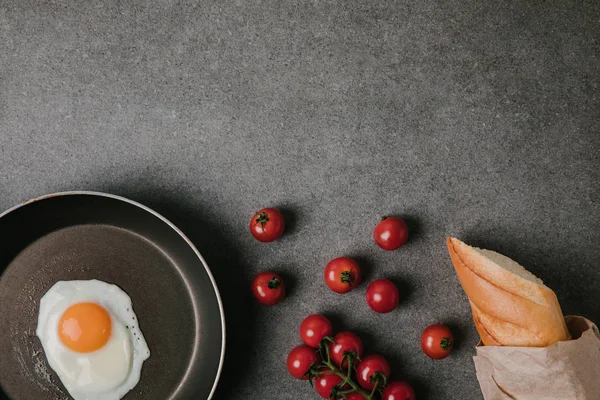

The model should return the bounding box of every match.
[36,280,150,400]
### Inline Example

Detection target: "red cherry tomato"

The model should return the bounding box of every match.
[314,369,345,399]
[251,272,285,306]
[356,354,391,390]
[300,314,333,348]
[324,257,361,294]
[286,345,320,380]
[250,208,285,242]
[382,381,416,400]
[329,331,363,368]
[373,217,408,250]
[365,279,399,313]
[346,393,368,400]
[421,324,454,359]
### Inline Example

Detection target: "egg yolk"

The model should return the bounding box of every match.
[58,302,112,353]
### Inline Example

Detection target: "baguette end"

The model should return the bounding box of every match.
[446,237,571,347]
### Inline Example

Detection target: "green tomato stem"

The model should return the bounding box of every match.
[347,362,352,383]
[318,338,375,400]
[369,381,379,398]
[323,359,372,399]
[324,340,332,363]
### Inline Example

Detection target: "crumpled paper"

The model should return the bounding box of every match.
[473,316,600,400]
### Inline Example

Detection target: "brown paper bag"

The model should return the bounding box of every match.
[473,316,600,400]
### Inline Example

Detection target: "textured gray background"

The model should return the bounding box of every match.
[1,0,599,399]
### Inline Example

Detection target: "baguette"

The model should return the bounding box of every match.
[446,237,571,347]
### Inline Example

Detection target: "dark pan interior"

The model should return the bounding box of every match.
[0,193,224,400]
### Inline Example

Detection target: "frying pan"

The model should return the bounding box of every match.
[0,192,226,399]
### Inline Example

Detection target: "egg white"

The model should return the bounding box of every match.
[36,280,150,400]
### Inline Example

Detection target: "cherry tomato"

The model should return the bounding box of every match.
[286,345,320,380]
[373,217,408,250]
[314,369,345,399]
[329,331,363,368]
[324,257,361,294]
[382,381,416,400]
[421,324,454,359]
[356,354,391,390]
[251,272,285,306]
[365,279,399,313]
[346,393,368,400]
[249,208,285,242]
[300,314,333,348]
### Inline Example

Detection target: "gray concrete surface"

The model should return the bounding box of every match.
[1,0,599,399]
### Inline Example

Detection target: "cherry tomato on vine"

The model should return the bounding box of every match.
[324,257,361,294]
[373,217,408,250]
[382,381,416,400]
[286,345,320,380]
[300,314,333,348]
[346,393,368,400]
[314,369,346,399]
[249,208,285,242]
[356,354,391,390]
[251,272,285,306]
[365,279,399,313]
[329,331,363,368]
[421,324,454,359]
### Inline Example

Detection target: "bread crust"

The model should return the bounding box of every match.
[447,237,570,346]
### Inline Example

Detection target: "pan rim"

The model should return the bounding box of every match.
[0,191,226,400]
